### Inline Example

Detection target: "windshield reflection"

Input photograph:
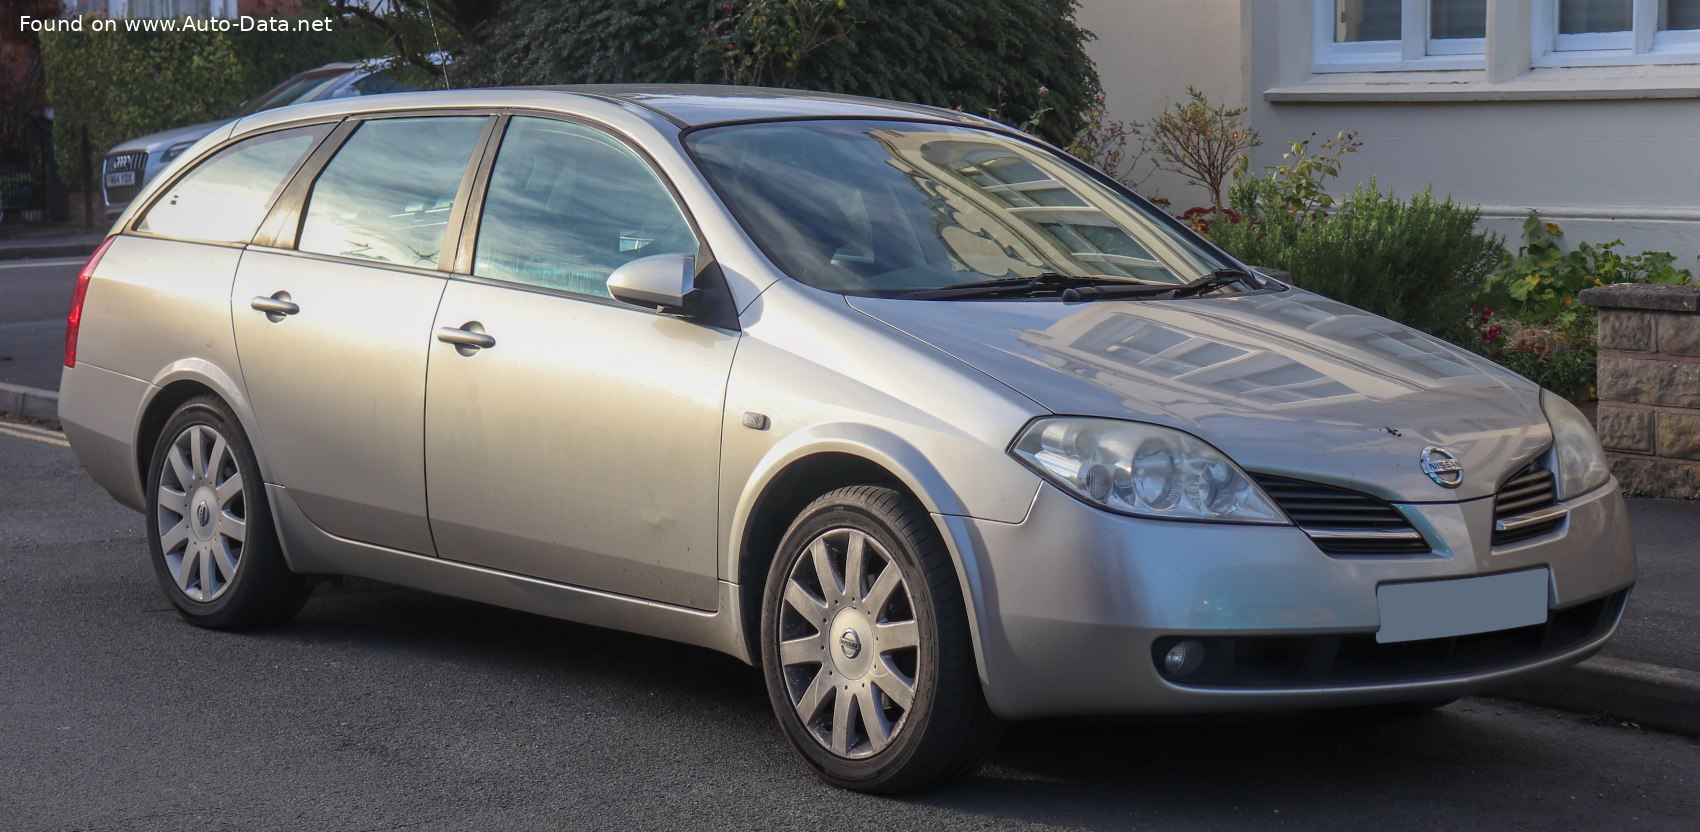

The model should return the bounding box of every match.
[688,120,1228,296]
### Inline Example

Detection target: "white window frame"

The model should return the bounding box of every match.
[1534,0,1700,66]
[1314,0,1488,72]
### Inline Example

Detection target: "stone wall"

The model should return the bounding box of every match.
[1581,284,1700,500]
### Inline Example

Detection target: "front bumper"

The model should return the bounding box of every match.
[956,479,1637,719]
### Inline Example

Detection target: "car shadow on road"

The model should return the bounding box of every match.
[254,579,1634,829]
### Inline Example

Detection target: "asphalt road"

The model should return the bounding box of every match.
[3,421,1698,831]
[0,256,82,391]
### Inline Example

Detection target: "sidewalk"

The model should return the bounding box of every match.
[0,227,105,261]
[1492,497,1700,735]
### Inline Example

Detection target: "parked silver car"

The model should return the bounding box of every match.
[99,61,416,217]
[60,86,1635,793]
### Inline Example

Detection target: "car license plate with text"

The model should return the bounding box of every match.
[105,171,136,188]
[1376,568,1550,644]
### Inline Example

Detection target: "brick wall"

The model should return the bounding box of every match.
[1581,284,1700,500]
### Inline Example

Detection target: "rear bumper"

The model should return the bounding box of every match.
[958,480,1637,719]
[58,362,150,512]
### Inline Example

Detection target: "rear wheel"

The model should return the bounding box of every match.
[145,396,308,629]
[761,485,1000,793]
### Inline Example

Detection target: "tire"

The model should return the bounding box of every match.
[144,395,308,629]
[760,485,1001,793]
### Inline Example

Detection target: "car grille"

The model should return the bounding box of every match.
[1492,465,1562,545]
[1251,474,1430,555]
[103,151,149,207]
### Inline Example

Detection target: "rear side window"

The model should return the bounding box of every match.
[136,126,324,244]
[298,116,486,267]
[472,117,697,297]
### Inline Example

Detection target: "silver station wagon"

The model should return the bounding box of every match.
[59,86,1636,793]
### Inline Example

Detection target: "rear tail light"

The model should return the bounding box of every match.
[64,236,116,369]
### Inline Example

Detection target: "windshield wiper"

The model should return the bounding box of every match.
[900,272,1154,300]
[1059,268,1259,302]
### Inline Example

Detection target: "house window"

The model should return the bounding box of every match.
[1315,0,1488,71]
[1536,0,1700,65]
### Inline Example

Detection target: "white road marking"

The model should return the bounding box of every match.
[0,425,70,447]
[3,420,65,437]
[0,257,85,270]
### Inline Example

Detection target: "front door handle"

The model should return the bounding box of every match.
[436,322,495,354]
[251,291,299,322]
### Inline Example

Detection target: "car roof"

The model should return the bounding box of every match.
[548,84,986,130]
[231,84,994,137]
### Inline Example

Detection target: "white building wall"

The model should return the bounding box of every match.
[1075,0,1248,208]
[1078,0,1700,262]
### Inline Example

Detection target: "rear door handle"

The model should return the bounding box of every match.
[436,323,496,352]
[251,292,299,321]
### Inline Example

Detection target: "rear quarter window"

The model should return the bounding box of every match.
[136,126,327,245]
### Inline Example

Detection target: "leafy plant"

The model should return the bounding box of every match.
[1479,213,1692,325]
[461,0,1102,147]
[1067,92,1146,189]
[1464,312,1598,401]
[702,0,852,88]
[1209,180,1504,341]
[1252,130,1361,223]
[1133,86,1259,210]
[41,25,247,187]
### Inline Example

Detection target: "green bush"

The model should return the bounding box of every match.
[41,27,246,187]
[458,0,1100,146]
[42,9,376,186]
[1460,215,1693,400]
[1209,179,1504,341]
[1478,213,1692,325]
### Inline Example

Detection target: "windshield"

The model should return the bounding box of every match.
[686,119,1232,297]
[235,70,348,116]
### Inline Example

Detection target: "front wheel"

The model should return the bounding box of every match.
[760,486,1000,793]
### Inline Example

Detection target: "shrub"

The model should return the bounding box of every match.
[1133,86,1258,210]
[1210,180,1504,341]
[1478,213,1692,325]
[459,0,1101,147]
[41,26,246,187]
[1463,313,1598,401]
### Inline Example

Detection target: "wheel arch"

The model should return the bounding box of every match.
[136,361,272,496]
[726,425,991,678]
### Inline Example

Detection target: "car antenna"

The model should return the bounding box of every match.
[422,0,452,90]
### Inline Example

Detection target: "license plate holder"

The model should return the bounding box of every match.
[1376,568,1549,644]
[105,171,136,188]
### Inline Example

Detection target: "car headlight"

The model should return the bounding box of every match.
[1542,390,1610,498]
[160,141,195,164]
[1010,417,1286,523]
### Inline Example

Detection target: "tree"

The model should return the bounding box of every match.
[459,0,1100,147]
[321,0,502,82]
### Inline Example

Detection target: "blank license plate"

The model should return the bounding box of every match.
[105,171,136,188]
[1376,568,1549,644]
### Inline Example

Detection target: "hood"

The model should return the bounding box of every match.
[848,288,1551,503]
[107,120,226,156]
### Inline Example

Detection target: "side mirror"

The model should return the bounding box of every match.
[607,253,701,316]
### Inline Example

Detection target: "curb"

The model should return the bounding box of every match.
[0,241,100,261]
[1491,655,1700,737]
[0,382,59,425]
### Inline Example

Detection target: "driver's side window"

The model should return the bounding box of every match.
[473,117,697,298]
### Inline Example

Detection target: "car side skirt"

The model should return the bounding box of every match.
[267,484,753,663]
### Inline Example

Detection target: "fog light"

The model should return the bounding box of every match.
[1164,640,1206,678]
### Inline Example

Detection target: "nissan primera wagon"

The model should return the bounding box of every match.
[60,86,1635,793]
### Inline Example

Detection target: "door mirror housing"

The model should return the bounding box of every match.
[607,253,701,316]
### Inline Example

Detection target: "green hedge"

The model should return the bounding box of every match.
[41,28,246,187]
[459,0,1100,147]
[41,9,377,186]
[1209,179,1504,343]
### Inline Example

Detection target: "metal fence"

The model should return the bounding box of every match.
[0,120,96,229]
